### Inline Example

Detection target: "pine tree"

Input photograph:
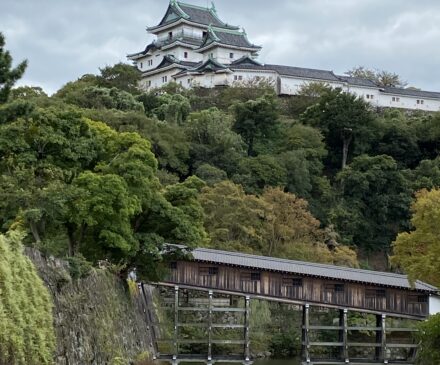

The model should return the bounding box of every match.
[0,32,27,104]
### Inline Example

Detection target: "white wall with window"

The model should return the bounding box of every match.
[202,47,254,64]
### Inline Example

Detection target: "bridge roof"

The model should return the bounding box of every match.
[184,247,437,293]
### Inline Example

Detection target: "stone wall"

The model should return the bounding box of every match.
[26,248,153,365]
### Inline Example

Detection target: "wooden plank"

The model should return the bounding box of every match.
[177,307,209,312]
[307,342,344,347]
[348,342,382,347]
[387,343,419,348]
[212,323,245,329]
[212,307,246,312]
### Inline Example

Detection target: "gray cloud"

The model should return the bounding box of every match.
[1,0,439,94]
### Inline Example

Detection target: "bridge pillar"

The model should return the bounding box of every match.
[208,290,213,362]
[302,304,310,363]
[244,296,251,362]
[339,309,349,363]
[375,314,388,363]
[173,285,179,362]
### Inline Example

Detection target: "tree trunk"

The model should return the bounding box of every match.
[66,224,76,257]
[29,220,41,246]
[341,129,353,169]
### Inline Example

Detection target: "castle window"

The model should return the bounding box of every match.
[162,76,168,83]
[229,52,234,59]
[187,78,191,84]
[184,51,188,58]
[140,62,143,69]
[147,80,151,87]
[168,31,173,39]
[148,60,153,66]
[417,99,424,105]
[238,75,243,81]
[392,97,400,102]
[234,75,238,81]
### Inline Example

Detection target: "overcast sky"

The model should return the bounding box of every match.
[1,0,440,94]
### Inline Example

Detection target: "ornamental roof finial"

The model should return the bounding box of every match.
[211,1,217,14]
[170,0,177,6]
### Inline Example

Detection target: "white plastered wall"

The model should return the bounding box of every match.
[429,295,440,315]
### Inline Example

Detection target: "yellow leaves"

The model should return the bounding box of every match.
[0,230,55,364]
[391,189,440,287]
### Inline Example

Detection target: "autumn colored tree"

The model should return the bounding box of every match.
[391,189,440,287]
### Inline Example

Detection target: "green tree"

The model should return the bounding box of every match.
[232,155,287,194]
[346,66,407,87]
[416,314,440,365]
[300,88,377,169]
[153,93,191,125]
[391,189,440,287]
[232,93,280,156]
[184,107,245,174]
[0,33,27,104]
[0,105,205,280]
[0,229,55,365]
[332,155,412,252]
[97,63,141,94]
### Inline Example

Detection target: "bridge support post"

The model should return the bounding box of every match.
[339,309,349,363]
[208,290,213,362]
[173,285,179,362]
[244,296,251,362]
[302,304,310,363]
[375,314,387,363]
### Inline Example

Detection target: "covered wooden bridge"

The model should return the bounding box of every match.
[141,247,439,365]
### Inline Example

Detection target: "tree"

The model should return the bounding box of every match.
[0,229,55,364]
[416,314,440,365]
[232,94,280,156]
[0,33,27,104]
[300,88,377,170]
[232,155,287,194]
[0,104,206,280]
[346,66,407,88]
[97,63,141,94]
[332,155,412,252]
[199,181,358,266]
[184,107,245,174]
[153,93,191,125]
[391,189,440,287]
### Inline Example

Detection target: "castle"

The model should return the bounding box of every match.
[128,0,440,112]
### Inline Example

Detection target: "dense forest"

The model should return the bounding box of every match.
[0,33,439,364]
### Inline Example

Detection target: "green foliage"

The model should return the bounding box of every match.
[233,93,280,156]
[195,164,227,185]
[184,107,245,173]
[97,63,141,94]
[391,189,440,287]
[0,33,27,104]
[346,66,407,87]
[233,155,287,194]
[66,253,92,279]
[153,93,191,124]
[0,230,55,364]
[416,314,440,364]
[300,87,377,169]
[331,154,411,251]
